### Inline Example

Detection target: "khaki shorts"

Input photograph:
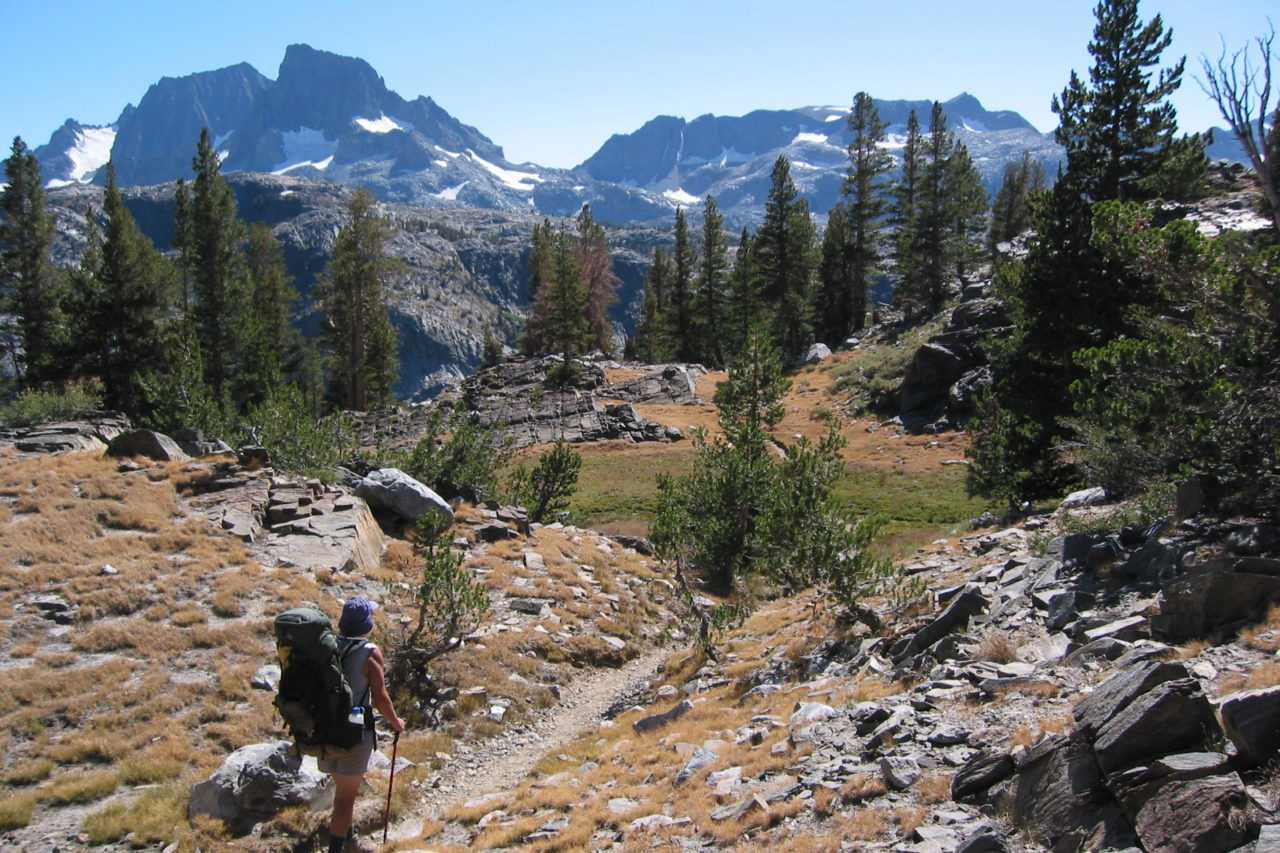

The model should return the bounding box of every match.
[316,729,375,776]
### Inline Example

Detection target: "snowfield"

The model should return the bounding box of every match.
[273,128,337,173]
[354,115,412,134]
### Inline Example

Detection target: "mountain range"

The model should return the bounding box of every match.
[24,45,1249,401]
[28,44,1082,229]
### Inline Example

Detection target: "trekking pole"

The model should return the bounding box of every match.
[382,730,400,846]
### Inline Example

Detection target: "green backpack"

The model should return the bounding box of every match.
[272,608,370,756]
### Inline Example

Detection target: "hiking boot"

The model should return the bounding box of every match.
[344,830,377,853]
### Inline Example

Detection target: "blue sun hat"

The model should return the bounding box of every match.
[338,595,378,636]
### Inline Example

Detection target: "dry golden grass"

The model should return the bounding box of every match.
[976,629,1020,664]
[918,772,953,804]
[1179,639,1213,659]
[892,805,927,835]
[0,453,286,836]
[841,773,889,804]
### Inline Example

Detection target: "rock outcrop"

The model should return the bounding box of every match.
[441,356,699,449]
[0,411,132,454]
[188,741,333,834]
[896,289,1012,431]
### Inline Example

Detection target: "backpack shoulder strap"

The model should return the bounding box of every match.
[338,637,372,705]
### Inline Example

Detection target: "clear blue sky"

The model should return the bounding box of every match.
[2,0,1274,169]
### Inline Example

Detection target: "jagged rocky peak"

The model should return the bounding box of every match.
[32,119,116,187]
[270,44,394,136]
[111,62,271,186]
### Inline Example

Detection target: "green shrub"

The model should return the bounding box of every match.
[397,406,511,502]
[0,379,103,427]
[235,384,355,474]
[508,439,582,523]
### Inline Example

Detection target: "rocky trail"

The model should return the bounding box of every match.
[387,645,672,844]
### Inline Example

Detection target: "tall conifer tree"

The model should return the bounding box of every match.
[670,207,696,361]
[575,205,619,354]
[241,222,303,406]
[822,91,893,341]
[187,128,246,406]
[68,163,173,413]
[0,137,61,388]
[636,247,674,363]
[694,195,730,367]
[971,0,1194,503]
[316,188,402,410]
[755,156,816,361]
[988,152,1045,257]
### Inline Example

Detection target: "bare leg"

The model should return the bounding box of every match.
[329,772,363,838]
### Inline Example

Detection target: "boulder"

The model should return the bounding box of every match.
[1090,678,1221,775]
[1154,570,1280,641]
[633,700,693,734]
[1072,660,1191,741]
[1121,774,1253,853]
[172,426,232,457]
[357,468,452,526]
[188,741,332,833]
[1218,685,1280,767]
[951,750,1016,803]
[1060,487,1109,510]
[799,343,831,365]
[107,429,191,462]
[879,756,922,789]
[1008,735,1137,851]
[674,748,719,787]
[896,585,989,661]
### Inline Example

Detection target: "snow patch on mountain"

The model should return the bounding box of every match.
[71,127,115,182]
[877,133,908,151]
[681,146,755,168]
[466,151,542,191]
[354,115,412,134]
[662,188,700,206]
[792,132,832,145]
[274,128,337,173]
[435,181,468,201]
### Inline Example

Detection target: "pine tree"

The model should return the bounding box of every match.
[172,178,193,317]
[543,225,588,356]
[944,141,989,284]
[1052,0,1191,202]
[240,222,302,406]
[694,195,730,367]
[890,110,924,293]
[670,207,696,361]
[971,0,1193,504]
[894,104,988,318]
[755,156,816,361]
[636,246,675,363]
[575,205,619,354]
[725,229,759,360]
[316,188,402,410]
[67,163,173,413]
[521,218,556,355]
[816,204,854,346]
[187,128,246,407]
[823,91,894,341]
[1,137,62,388]
[988,152,1045,257]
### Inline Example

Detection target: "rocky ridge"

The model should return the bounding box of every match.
[412,493,1280,852]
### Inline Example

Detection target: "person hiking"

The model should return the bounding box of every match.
[320,595,406,853]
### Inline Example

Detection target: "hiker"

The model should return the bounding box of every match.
[321,595,406,853]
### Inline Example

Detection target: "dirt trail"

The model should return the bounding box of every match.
[387,645,672,841]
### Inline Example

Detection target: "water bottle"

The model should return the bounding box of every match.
[348,705,364,726]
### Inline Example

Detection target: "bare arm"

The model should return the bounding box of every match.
[364,646,406,733]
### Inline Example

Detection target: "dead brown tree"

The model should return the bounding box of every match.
[1199,24,1280,241]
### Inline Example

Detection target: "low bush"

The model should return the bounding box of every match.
[0,379,103,427]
